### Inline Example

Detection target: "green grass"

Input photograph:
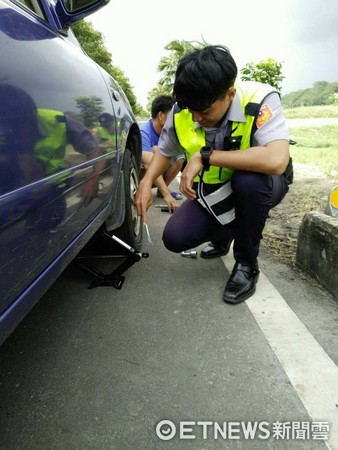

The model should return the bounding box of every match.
[288,125,338,176]
[283,104,338,119]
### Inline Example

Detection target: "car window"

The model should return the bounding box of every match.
[16,0,45,18]
[17,0,34,9]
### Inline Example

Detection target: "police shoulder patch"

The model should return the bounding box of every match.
[256,104,273,128]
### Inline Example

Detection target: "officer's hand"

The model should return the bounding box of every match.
[135,181,153,224]
[179,153,202,200]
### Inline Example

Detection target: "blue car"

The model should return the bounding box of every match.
[0,0,143,344]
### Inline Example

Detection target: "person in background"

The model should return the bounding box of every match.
[140,95,185,212]
[136,45,292,305]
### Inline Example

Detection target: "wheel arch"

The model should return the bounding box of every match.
[104,122,142,232]
[125,122,142,174]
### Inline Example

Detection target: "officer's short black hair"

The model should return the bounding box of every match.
[151,95,175,119]
[173,45,238,111]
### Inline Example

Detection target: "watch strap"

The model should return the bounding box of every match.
[200,146,213,171]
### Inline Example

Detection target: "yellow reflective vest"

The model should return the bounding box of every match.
[173,81,277,184]
[34,110,67,175]
[98,127,113,141]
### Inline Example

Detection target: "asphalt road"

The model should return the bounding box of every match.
[1,189,338,450]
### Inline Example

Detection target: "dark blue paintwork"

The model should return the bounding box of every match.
[0,0,141,344]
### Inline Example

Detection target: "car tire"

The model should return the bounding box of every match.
[111,148,142,251]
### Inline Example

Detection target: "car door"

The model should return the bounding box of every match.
[0,0,121,314]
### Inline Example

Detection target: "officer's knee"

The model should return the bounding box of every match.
[162,229,183,253]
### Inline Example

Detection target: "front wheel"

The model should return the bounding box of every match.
[113,149,142,250]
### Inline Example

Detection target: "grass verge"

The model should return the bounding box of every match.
[289,125,338,176]
[283,105,338,119]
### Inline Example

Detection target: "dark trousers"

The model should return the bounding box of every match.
[162,171,289,267]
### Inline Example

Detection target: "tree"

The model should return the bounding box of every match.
[240,58,285,92]
[72,21,144,116]
[75,96,104,129]
[146,39,207,109]
[282,81,338,108]
[72,21,112,72]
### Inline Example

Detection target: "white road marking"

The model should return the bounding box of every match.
[222,254,338,449]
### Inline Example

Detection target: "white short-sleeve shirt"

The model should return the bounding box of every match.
[158,92,289,159]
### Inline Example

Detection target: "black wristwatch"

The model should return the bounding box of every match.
[200,146,213,171]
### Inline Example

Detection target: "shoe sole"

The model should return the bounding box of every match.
[223,286,256,304]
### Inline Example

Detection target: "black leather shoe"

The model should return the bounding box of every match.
[223,262,260,304]
[200,237,234,259]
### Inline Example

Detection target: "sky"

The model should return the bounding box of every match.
[90,0,338,108]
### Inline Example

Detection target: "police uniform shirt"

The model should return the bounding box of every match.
[157,91,289,159]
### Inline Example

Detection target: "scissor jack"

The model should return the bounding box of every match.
[76,233,149,290]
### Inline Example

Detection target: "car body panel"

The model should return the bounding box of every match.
[0,0,141,344]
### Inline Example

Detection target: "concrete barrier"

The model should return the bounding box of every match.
[296,211,338,299]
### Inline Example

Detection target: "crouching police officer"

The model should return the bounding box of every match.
[135,45,292,304]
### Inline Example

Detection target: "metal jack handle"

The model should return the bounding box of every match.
[77,234,149,290]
